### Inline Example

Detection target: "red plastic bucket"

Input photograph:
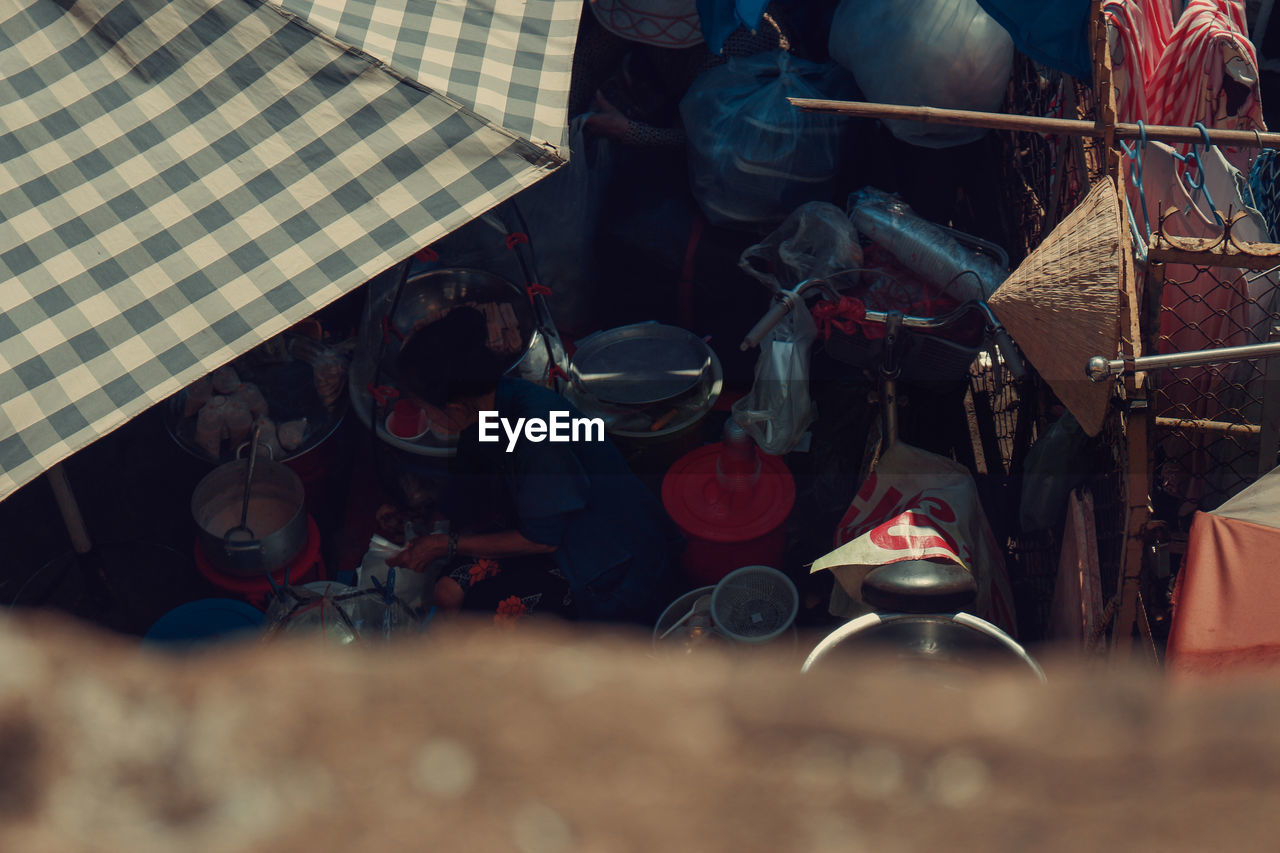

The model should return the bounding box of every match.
[661,442,795,586]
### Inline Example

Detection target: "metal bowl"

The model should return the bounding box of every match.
[564,324,722,439]
[569,323,712,406]
[383,268,535,363]
[348,268,544,458]
[166,334,348,465]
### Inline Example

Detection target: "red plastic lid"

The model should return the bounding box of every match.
[662,443,795,543]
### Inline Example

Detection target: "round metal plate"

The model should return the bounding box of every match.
[570,324,712,406]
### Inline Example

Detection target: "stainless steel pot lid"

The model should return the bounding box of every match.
[569,324,712,406]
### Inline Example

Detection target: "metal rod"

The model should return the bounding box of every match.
[788,99,1280,149]
[1087,341,1280,381]
[880,374,898,452]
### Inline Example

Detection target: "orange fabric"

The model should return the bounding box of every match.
[1167,512,1280,678]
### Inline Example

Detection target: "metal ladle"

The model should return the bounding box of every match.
[224,424,262,542]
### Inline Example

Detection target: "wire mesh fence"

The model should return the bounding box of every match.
[1151,260,1280,519]
[996,56,1101,264]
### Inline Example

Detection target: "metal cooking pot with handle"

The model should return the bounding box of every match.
[191,448,308,576]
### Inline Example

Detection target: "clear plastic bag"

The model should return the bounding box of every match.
[828,0,1014,148]
[738,201,862,293]
[848,187,1006,301]
[732,299,817,455]
[680,51,851,231]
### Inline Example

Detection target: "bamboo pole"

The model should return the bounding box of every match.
[1152,417,1261,437]
[788,98,1280,149]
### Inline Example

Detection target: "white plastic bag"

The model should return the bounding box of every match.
[680,51,850,230]
[828,0,1014,148]
[738,201,862,293]
[357,533,427,608]
[732,298,817,455]
[810,442,1017,633]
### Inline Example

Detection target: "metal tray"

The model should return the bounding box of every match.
[569,323,713,406]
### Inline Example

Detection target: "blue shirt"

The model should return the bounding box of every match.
[453,378,679,621]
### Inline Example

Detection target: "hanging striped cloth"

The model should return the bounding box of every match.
[1104,0,1174,124]
[1147,0,1264,170]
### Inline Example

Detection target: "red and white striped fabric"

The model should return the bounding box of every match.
[1147,0,1264,169]
[1104,0,1175,126]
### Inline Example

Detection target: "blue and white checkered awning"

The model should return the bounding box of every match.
[0,0,579,500]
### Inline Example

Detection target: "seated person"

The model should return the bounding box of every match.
[388,307,681,624]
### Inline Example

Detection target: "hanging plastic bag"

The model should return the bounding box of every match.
[828,0,1014,148]
[810,442,1017,634]
[738,201,862,293]
[732,298,817,455]
[680,51,851,231]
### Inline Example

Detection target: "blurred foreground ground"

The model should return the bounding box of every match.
[0,613,1276,853]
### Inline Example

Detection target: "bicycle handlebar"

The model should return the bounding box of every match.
[740,292,801,351]
[739,276,1028,381]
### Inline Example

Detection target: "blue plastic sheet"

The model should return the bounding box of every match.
[696,0,770,54]
[975,0,1092,79]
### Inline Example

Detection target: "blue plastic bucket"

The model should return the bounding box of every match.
[144,598,264,646]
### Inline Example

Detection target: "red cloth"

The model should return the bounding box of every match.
[1147,0,1263,170]
[1167,511,1280,678]
[1105,0,1175,125]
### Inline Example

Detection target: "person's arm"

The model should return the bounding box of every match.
[584,90,687,148]
[388,529,557,573]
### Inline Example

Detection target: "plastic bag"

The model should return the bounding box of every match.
[357,533,428,609]
[828,0,1013,148]
[738,201,862,293]
[732,298,817,455]
[810,442,1017,634]
[680,51,851,231]
[848,187,1006,301]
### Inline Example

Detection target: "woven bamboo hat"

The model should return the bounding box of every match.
[990,178,1126,436]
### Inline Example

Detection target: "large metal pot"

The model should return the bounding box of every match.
[192,453,308,576]
[562,323,722,477]
[563,323,722,437]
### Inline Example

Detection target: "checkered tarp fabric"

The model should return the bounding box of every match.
[0,0,571,501]
[275,0,579,152]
